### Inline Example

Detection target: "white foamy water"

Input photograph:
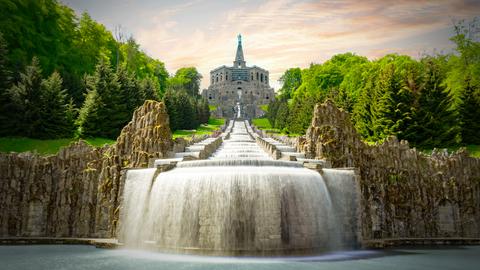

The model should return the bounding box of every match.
[120,120,359,255]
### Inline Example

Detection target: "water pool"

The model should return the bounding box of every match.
[1,245,479,270]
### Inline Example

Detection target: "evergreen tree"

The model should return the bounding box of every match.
[369,56,417,141]
[77,88,101,137]
[78,60,125,139]
[403,57,459,148]
[65,97,77,135]
[198,99,210,124]
[274,101,289,130]
[37,72,75,138]
[117,66,143,117]
[140,76,159,101]
[287,95,316,134]
[0,32,10,92]
[266,99,281,128]
[162,89,179,131]
[352,68,377,139]
[447,19,480,145]
[370,63,397,141]
[458,80,480,144]
[176,91,196,129]
[0,32,13,136]
[7,57,43,137]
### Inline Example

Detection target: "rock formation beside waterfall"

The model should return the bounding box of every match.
[303,100,480,240]
[0,100,173,238]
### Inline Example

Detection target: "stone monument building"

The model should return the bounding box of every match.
[202,35,275,119]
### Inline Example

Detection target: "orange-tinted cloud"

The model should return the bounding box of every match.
[66,0,480,90]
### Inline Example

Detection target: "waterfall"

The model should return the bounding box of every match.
[120,168,157,245]
[120,121,360,255]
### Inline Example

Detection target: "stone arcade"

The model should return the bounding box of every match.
[201,35,275,119]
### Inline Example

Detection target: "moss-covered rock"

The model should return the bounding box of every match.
[304,100,480,240]
[0,100,173,238]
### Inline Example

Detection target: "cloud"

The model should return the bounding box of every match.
[131,0,480,89]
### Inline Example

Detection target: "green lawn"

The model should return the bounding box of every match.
[251,118,301,137]
[173,118,225,139]
[208,105,217,111]
[0,118,226,154]
[252,118,272,129]
[0,137,116,155]
[260,104,269,112]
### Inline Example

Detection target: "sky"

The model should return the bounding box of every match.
[61,0,480,90]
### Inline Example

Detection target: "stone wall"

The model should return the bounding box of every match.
[303,100,480,241]
[0,100,173,238]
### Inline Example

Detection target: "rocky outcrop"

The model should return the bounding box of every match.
[304,100,480,241]
[0,100,173,238]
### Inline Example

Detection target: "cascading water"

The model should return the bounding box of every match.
[120,120,360,255]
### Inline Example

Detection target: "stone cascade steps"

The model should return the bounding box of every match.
[258,136,331,168]
[173,137,223,160]
[208,120,272,160]
[154,121,234,167]
[262,138,306,160]
[154,120,330,170]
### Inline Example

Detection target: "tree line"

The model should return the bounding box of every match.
[0,0,209,140]
[268,19,480,149]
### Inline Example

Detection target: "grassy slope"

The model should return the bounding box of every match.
[0,137,116,155]
[251,118,272,129]
[173,118,225,139]
[251,118,301,137]
[259,104,269,112]
[0,118,226,155]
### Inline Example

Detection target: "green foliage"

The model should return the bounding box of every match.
[446,19,480,144]
[458,82,480,144]
[0,32,11,92]
[162,67,208,132]
[0,0,168,105]
[37,71,75,138]
[198,99,211,124]
[119,37,168,97]
[272,53,368,135]
[6,57,44,137]
[162,89,179,131]
[77,60,129,139]
[403,57,459,148]
[270,20,480,149]
[278,68,301,99]
[4,57,73,138]
[176,90,197,129]
[162,89,210,132]
[167,67,202,97]
[139,76,160,101]
[0,32,13,136]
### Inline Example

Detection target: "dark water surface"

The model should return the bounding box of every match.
[0,245,479,270]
